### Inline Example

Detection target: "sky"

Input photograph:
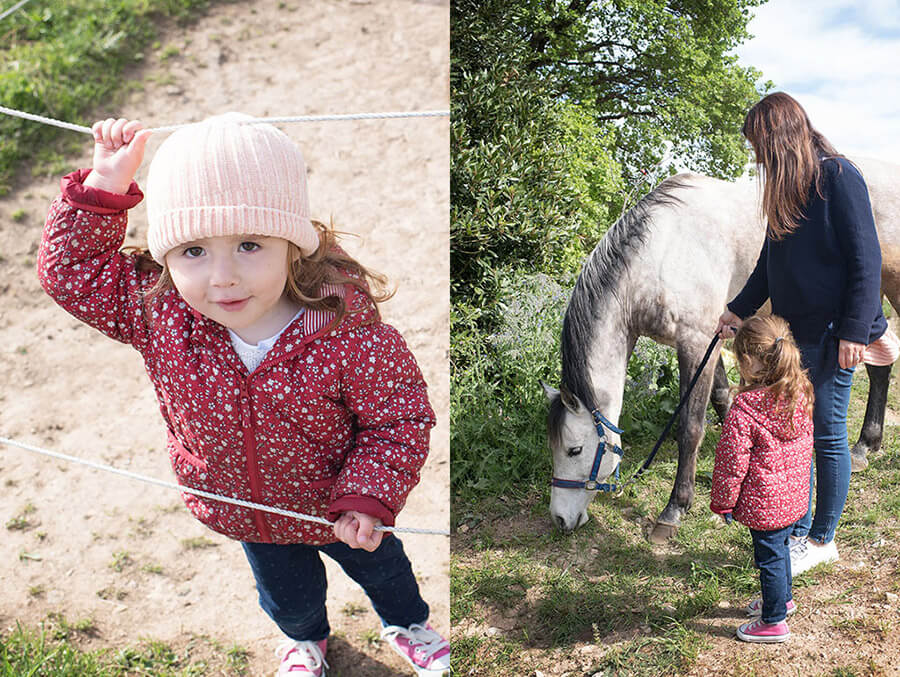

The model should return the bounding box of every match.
[734,0,900,164]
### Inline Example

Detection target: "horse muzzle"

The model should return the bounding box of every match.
[551,508,589,533]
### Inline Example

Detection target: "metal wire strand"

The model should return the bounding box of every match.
[0,436,449,536]
[0,105,450,135]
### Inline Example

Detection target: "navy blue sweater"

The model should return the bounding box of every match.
[729,157,886,346]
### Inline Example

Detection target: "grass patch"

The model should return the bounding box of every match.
[452,356,900,674]
[0,617,250,675]
[108,550,132,572]
[180,536,218,550]
[589,619,705,676]
[5,502,37,531]
[224,644,249,674]
[0,0,227,194]
[359,628,381,649]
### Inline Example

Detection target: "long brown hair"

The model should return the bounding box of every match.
[733,313,814,427]
[742,92,842,239]
[128,219,394,328]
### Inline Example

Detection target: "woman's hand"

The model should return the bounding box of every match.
[84,118,152,194]
[838,339,865,369]
[333,510,384,551]
[716,309,743,339]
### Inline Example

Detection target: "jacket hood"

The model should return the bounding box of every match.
[732,388,810,442]
[314,280,379,338]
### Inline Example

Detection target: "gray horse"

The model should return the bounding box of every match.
[545,157,900,543]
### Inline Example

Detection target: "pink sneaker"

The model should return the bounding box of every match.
[736,619,790,643]
[745,598,797,617]
[380,622,450,675]
[275,639,328,676]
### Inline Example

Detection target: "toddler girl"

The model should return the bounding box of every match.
[710,313,814,643]
[38,115,449,676]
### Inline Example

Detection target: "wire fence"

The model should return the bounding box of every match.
[0,104,450,135]
[0,436,450,536]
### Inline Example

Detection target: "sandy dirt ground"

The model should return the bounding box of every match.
[0,1,449,674]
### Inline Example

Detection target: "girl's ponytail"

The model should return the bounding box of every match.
[734,314,814,426]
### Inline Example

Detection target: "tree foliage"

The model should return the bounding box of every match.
[521,0,766,177]
[451,0,625,321]
[451,0,769,499]
[451,0,766,304]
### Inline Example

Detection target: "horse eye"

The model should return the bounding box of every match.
[567,446,583,457]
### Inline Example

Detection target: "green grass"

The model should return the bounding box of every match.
[452,361,900,675]
[180,536,218,550]
[108,551,132,572]
[0,0,229,194]
[0,616,251,676]
[5,502,37,531]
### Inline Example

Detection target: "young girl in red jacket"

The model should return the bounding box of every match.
[38,116,449,677]
[711,313,814,643]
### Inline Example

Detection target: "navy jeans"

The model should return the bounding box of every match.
[793,330,854,544]
[241,537,429,642]
[750,525,793,624]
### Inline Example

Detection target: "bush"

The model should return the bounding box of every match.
[451,270,571,500]
[451,268,686,501]
[451,0,624,318]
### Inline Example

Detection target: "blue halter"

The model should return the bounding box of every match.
[550,408,624,492]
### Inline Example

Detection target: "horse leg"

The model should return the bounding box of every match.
[649,343,718,543]
[710,356,730,422]
[851,363,892,471]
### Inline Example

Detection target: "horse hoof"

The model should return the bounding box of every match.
[649,522,678,543]
[850,451,869,472]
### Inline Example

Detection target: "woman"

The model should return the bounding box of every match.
[716,92,885,575]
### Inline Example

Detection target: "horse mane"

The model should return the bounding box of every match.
[557,175,691,416]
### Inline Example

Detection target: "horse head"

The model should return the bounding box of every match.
[542,382,624,533]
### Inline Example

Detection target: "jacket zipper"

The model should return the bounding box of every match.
[240,380,272,542]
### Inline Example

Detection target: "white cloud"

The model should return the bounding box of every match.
[734,0,900,163]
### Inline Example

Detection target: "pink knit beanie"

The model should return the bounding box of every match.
[146,113,319,263]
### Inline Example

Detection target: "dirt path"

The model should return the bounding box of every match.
[0,1,449,674]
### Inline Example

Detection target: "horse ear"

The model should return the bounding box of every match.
[540,381,559,401]
[558,384,582,414]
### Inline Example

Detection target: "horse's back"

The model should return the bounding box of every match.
[632,173,764,333]
[853,157,900,310]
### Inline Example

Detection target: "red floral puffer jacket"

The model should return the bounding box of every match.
[710,388,813,531]
[38,170,435,545]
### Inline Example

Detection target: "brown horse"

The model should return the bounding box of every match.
[545,157,899,542]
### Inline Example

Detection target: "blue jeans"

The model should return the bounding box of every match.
[241,537,429,641]
[750,525,793,624]
[793,330,854,544]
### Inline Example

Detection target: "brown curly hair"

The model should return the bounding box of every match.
[733,313,814,427]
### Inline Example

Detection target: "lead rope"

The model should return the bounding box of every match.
[0,436,449,536]
[616,334,721,492]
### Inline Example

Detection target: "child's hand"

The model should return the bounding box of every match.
[333,510,384,551]
[84,118,152,194]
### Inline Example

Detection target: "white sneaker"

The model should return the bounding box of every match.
[789,535,807,554]
[275,639,328,676]
[791,538,838,575]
